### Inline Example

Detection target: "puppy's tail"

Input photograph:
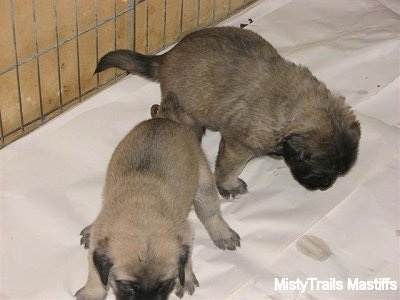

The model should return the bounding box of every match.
[95,50,163,82]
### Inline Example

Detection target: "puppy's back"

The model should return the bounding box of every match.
[104,118,201,212]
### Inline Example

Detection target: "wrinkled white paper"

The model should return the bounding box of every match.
[1,0,399,299]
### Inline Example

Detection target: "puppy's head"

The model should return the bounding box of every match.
[93,233,189,300]
[282,95,361,191]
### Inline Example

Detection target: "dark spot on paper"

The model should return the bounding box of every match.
[296,235,332,261]
[267,292,282,300]
[240,18,254,29]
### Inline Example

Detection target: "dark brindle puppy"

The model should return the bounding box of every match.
[95,26,361,198]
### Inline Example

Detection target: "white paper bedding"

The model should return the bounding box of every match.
[1,0,399,299]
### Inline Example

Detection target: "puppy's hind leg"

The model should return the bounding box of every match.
[158,92,206,141]
[194,156,240,250]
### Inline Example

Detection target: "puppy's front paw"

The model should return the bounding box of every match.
[74,286,107,300]
[74,287,88,300]
[217,178,248,199]
[80,225,92,249]
[212,228,241,251]
[175,273,199,298]
[204,215,241,250]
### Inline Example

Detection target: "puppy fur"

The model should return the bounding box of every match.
[75,118,240,300]
[95,26,361,198]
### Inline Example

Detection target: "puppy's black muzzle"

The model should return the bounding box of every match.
[299,174,337,191]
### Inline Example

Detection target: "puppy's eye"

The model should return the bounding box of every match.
[155,279,175,293]
[115,280,140,294]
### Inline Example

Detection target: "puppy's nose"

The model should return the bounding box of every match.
[319,177,333,190]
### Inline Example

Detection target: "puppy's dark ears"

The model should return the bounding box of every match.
[93,249,113,286]
[348,121,361,140]
[283,135,308,160]
[284,134,304,147]
[178,245,190,286]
